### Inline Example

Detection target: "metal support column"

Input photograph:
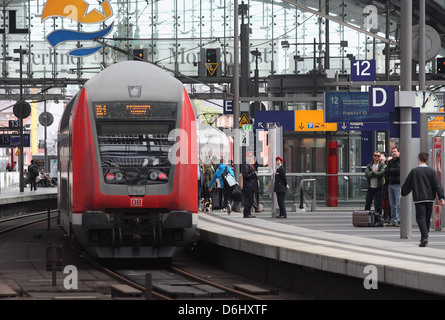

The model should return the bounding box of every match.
[233,0,240,180]
[400,0,413,239]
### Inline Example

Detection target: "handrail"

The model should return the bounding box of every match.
[299,179,316,211]
[257,172,365,177]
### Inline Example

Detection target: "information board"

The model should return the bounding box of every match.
[0,134,30,147]
[324,92,389,123]
[294,110,337,131]
[94,101,177,119]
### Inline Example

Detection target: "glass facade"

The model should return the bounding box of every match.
[0,0,401,84]
[1,0,439,205]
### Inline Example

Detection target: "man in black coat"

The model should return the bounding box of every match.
[401,152,445,247]
[274,156,289,218]
[28,160,39,191]
[241,152,257,218]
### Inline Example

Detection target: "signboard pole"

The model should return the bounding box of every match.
[418,0,428,154]
[44,100,48,173]
[399,1,413,239]
[233,0,240,180]
[16,46,25,193]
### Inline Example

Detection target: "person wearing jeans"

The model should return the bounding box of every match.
[386,147,401,226]
[364,151,386,215]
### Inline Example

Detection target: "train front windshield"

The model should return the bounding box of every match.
[93,101,177,185]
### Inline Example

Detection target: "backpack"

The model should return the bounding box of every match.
[221,165,236,188]
[29,164,39,176]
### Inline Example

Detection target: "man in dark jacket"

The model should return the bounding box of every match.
[274,156,289,218]
[28,160,39,191]
[401,152,445,247]
[365,151,386,216]
[386,147,401,226]
[241,152,257,218]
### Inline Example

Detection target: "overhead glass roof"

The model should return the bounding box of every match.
[0,0,443,96]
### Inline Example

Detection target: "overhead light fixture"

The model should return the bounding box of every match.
[281,40,290,49]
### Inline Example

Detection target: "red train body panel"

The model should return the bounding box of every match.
[58,61,198,259]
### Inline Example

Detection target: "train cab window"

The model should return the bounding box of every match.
[95,121,175,185]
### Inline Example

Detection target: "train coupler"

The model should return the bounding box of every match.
[132,217,141,254]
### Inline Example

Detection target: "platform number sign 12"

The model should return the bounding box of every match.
[351,60,376,82]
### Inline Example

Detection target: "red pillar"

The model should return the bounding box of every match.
[328,141,338,207]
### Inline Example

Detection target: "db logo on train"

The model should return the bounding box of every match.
[130,198,143,207]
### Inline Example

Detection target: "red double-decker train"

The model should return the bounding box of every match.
[58,61,198,259]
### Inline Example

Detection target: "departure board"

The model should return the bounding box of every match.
[94,101,177,119]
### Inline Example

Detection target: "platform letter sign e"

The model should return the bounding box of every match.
[351,60,376,82]
[369,86,395,113]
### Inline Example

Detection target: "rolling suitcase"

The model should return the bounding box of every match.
[352,210,383,227]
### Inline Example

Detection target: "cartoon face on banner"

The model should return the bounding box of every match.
[42,0,114,57]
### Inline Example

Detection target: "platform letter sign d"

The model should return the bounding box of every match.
[369,86,395,113]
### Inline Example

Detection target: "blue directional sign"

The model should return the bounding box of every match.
[254,110,295,131]
[350,59,376,81]
[325,92,389,123]
[337,122,390,131]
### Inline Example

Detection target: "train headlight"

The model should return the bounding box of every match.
[149,171,158,180]
[106,173,114,180]
[115,172,124,180]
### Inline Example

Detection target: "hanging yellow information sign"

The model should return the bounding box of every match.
[294,110,337,131]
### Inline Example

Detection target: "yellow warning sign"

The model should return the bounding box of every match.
[239,113,251,127]
[295,110,337,131]
[15,149,20,156]
[205,63,219,76]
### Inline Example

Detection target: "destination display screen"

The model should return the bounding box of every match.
[94,101,177,119]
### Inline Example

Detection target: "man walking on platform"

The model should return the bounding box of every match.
[401,152,445,247]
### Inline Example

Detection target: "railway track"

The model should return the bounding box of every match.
[103,264,267,300]
[0,209,59,234]
[0,208,297,301]
[0,210,265,300]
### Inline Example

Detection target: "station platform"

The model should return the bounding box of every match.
[197,208,445,298]
[0,187,57,206]
[4,187,445,298]
[0,187,57,216]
